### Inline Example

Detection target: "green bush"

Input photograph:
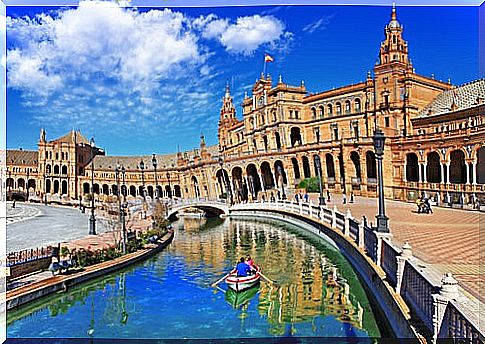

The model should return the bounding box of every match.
[298,177,320,193]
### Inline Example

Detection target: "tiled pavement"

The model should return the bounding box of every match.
[306,193,483,303]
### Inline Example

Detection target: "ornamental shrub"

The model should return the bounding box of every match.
[298,177,319,193]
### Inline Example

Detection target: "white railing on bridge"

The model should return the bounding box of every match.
[226,198,484,343]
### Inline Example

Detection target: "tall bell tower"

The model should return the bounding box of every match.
[218,83,238,152]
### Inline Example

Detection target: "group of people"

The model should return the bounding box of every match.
[235,255,257,277]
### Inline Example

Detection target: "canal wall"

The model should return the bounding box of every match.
[6,230,174,311]
[228,200,484,342]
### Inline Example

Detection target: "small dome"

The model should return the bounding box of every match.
[388,18,401,29]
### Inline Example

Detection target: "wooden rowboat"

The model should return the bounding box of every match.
[225,285,259,308]
[225,266,261,292]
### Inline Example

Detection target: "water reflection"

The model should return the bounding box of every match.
[8,217,380,339]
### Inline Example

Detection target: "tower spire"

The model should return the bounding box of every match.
[391,2,397,21]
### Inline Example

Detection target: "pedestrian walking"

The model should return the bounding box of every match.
[304,191,309,203]
[327,190,331,203]
[342,193,347,204]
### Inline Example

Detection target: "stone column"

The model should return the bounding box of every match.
[396,242,413,293]
[440,163,445,184]
[472,161,477,184]
[403,164,407,182]
[334,155,342,192]
[432,273,460,343]
[258,170,265,192]
[423,162,428,183]
[418,163,423,183]
[271,170,277,189]
[446,163,451,184]
[465,162,470,185]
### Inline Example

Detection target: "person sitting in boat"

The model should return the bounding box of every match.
[236,257,251,277]
[245,255,257,275]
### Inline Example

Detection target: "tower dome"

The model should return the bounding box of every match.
[388,3,401,29]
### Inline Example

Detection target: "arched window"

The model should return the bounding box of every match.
[302,156,311,178]
[345,100,351,114]
[263,135,268,151]
[326,154,335,179]
[354,99,361,113]
[450,150,466,184]
[406,153,419,182]
[61,165,68,175]
[478,147,485,184]
[336,102,342,115]
[366,151,377,180]
[275,132,282,151]
[290,127,302,147]
[54,165,60,174]
[46,165,51,174]
[319,106,324,118]
[327,104,333,115]
[291,158,301,180]
[426,152,441,183]
[311,107,316,119]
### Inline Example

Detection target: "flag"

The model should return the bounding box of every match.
[264,54,274,63]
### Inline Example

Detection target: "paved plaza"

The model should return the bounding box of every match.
[309,193,483,303]
[6,202,108,252]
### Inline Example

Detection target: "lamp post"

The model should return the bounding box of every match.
[166,172,172,199]
[26,169,29,201]
[89,137,96,235]
[314,155,326,206]
[277,165,286,200]
[139,160,146,202]
[152,154,158,200]
[373,129,389,233]
[44,173,48,205]
[121,166,126,202]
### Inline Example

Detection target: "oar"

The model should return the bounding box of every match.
[212,271,233,287]
[258,271,275,285]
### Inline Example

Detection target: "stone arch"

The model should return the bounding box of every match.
[350,151,362,180]
[327,104,333,116]
[291,157,301,180]
[366,151,377,179]
[216,169,230,198]
[302,156,311,178]
[102,184,109,195]
[61,165,68,175]
[290,127,302,147]
[6,178,14,189]
[93,184,100,194]
[54,165,60,175]
[121,185,127,197]
[478,146,485,184]
[46,164,51,174]
[319,105,324,118]
[17,178,25,190]
[326,153,335,179]
[156,185,162,198]
[191,176,200,198]
[246,164,261,198]
[274,160,287,185]
[111,184,118,196]
[231,166,246,202]
[83,182,90,195]
[61,180,68,195]
[406,153,419,182]
[138,186,144,197]
[426,152,441,183]
[147,185,154,198]
[54,180,59,194]
[260,161,274,189]
[129,185,136,197]
[174,185,181,198]
[450,150,466,184]
[46,179,51,193]
[165,185,172,198]
[311,107,317,119]
[27,179,36,191]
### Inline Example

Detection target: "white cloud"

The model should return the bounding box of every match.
[196,14,289,55]
[302,15,333,34]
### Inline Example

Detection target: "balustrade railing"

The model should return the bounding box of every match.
[381,239,400,288]
[168,198,483,341]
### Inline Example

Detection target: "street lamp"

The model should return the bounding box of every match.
[166,172,172,199]
[26,168,29,202]
[152,154,158,200]
[139,160,145,201]
[89,137,96,235]
[44,173,48,205]
[121,166,126,202]
[276,165,286,200]
[314,155,326,206]
[373,129,389,233]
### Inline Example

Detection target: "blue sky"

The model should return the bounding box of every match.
[6,3,479,155]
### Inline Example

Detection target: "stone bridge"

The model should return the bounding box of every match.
[166,199,229,220]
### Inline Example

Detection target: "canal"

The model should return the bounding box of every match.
[7,216,382,340]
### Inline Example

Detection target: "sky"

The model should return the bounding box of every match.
[5,2,479,155]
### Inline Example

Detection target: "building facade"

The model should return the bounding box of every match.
[4,6,484,207]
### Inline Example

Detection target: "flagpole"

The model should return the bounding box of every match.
[263,60,267,77]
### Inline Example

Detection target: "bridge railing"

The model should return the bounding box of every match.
[226,198,484,342]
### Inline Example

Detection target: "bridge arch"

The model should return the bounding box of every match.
[166,201,228,221]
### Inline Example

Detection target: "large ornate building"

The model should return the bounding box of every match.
[3,6,484,207]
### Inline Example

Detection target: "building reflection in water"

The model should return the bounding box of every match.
[170,217,370,336]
